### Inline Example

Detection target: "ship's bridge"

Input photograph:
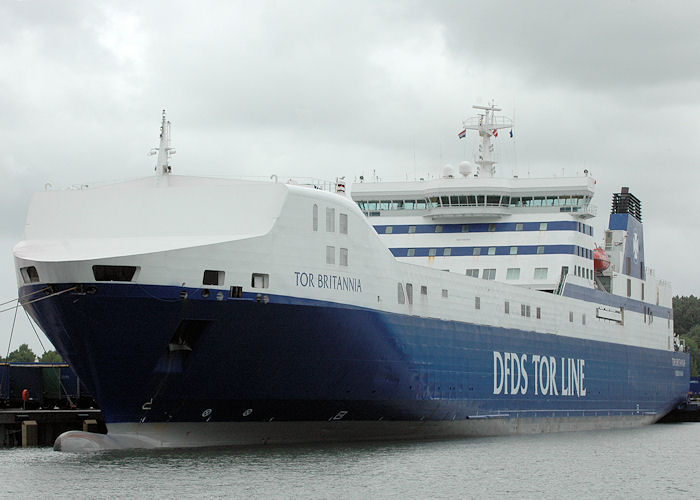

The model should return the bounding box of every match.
[351,175,597,220]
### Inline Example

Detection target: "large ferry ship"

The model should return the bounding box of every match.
[13,105,689,450]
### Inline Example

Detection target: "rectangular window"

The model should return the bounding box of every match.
[516,223,523,231]
[510,246,518,255]
[326,207,335,232]
[526,305,531,317]
[326,246,335,264]
[641,283,645,301]
[203,270,224,286]
[475,296,481,309]
[505,301,509,314]
[582,314,586,325]
[340,248,348,266]
[428,248,437,257]
[534,267,548,280]
[397,283,405,304]
[483,269,496,280]
[421,285,428,295]
[339,213,348,234]
[230,286,243,298]
[537,246,545,255]
[466,269,479,278]
[442,289,448,298]
[435,225,443,233]
[313,204,318,231]
[92,265,139,282]
[488,247,496,255]
[443,248,452,256]
[539,222,548,231]
[488,223,496,232]
[407,248,415,257]
[627,278,631,298]
[20,266,40,284]
[408,225,416,234]
[251,273,269,288]
[536,307,541,319]
[473,248,481,256]
[461,224,469,233]
[385,226,393,234]
[406,283,413,305]
[521,304,526,316]
[569,311,574,322]
[506,268,520,280]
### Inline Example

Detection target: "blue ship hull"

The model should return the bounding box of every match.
[23,283,689,430]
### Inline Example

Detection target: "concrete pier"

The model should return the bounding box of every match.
[1,409,105,447]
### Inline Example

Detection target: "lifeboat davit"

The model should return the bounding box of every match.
[594,247,610,272]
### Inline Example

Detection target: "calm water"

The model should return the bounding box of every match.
[2,423,700,499]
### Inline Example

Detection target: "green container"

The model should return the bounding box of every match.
[41,366,61,403]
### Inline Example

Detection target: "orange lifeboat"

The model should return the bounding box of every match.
[594,247,610,272]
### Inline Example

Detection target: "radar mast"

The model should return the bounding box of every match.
[462,101,513,178]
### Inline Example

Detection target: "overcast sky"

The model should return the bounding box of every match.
[2,0,700,355]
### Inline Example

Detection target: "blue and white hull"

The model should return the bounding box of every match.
[22,279,688,449]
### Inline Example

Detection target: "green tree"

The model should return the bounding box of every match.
[673,295,700,337]
[6,344,36,363]
[39,350,63,363]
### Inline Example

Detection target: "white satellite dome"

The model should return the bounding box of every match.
[459,161,474,177]
[442,164,455,179]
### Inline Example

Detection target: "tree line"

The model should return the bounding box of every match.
[674,295,700,377]
[0,344,63,363]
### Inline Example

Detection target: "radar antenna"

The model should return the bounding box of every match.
[461,100,513,178]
